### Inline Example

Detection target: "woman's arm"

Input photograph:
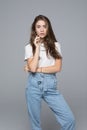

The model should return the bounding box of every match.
[27,36,41,72]
[24,59,62,73]
[37,59,62,73]
[27,46,40,72]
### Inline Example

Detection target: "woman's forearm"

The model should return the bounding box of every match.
[27,47,40,72]
[36,65,62,73]
[42,65,62,73]
[25,59,62,73]
[37,59,62,73]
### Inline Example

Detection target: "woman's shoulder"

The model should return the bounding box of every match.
[55,41,61,49]
[55,41,62,55]
[55,41,61,46]
[25,43,32,49]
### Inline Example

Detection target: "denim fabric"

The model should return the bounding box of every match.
[25,72,75,130]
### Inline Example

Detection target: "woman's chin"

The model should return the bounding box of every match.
[39,36,45,39]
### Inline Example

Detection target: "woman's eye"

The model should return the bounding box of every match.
[36,25,40,28]
[36,25,47,29]
[43,25,47,28]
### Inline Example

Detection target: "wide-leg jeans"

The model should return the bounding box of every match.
[25,72,75,130]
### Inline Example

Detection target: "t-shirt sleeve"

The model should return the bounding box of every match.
[55,42,62,56]
[24,44,33,61]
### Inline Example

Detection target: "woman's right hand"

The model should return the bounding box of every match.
[34,36,41,47]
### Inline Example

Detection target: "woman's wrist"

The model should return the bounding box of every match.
[36,67,43,73]
[36,67,41,72]
[36,45,40,50]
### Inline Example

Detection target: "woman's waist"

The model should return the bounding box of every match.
[29,72,56,79]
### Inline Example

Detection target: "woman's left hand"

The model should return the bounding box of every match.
[24,64,30,72]
[24,64,42,73]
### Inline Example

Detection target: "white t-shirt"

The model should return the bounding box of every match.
[24,42,62,67]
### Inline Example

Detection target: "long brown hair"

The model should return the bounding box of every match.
[29,15,62,59]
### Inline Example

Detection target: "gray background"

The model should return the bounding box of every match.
[0,0,87,130]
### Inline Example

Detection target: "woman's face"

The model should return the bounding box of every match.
[35,20,48,39]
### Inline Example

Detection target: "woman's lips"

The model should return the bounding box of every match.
[40,33,44,35]
[39,33,45,37]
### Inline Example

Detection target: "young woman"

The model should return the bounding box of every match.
[24,15,75,130]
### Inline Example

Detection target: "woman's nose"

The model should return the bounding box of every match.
[40,27,44,32]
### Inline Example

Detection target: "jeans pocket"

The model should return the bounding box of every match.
[46,76,57,90]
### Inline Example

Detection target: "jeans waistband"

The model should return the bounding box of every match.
[29,72,56,78]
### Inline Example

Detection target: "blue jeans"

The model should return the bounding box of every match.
[25,72,75,130]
